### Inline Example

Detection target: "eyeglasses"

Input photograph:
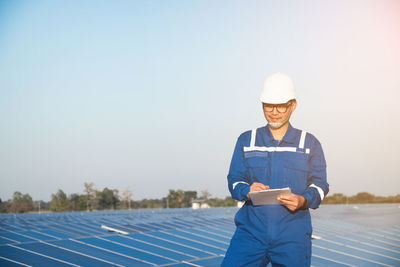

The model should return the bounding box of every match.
[263,102,292,113]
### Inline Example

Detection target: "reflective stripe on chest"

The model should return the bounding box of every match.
[243,128,310,154]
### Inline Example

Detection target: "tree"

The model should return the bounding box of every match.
[183,191,197,207]
[84,182,96,211]
[122,188,133,209]
[200,190,211,200]
[0,198,9,213]
[167,190,198,208]
[96,188,119,210]
[167,189,185,208]
[9,191,33,213]
[50,189,70,212]
[322,193,347,204]
[69,193,87,211]
[351,192,375,203]
[206,196,236,207]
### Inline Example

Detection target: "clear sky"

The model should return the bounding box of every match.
[1,0,399,201]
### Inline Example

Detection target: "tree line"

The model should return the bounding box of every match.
[1,186,399,214]
[0,183,236,213]
[321,192,400,204]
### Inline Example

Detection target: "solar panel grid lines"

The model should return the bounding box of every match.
[315,239,400,265]
[72,221,110,235]
[151,222,176,231]
[184,255,224,266]
[172,218,205,228]
[327,235,400,257]
[0,255,32,267]
[94,235,180,264]
[160,255,225,267]
[70,238,157,266]
[39,239,124,266]
[16,241,110,267]
[370,231,400,242]
[137,232,215,257]
[124,224,152,233]
[103,234,197,261]
[150,231,226,253]
[6,244,78,266]
[45,223,91,238]
[312,220,371,236]
[377,229,400,241]
[181,228,231,243]
[168,220,193,229]
[168,229,229,247]
[199,225,235,236]
[0,224,24,232]
[29,229,61,240]
[1,205,399,266]
[349,232,400,249]
[144,223,167,231]
[20,230,60,241]
[0,228,39,243]
[0,235,20,244]
[311,254,356,267]
[384,228,400,235]
[38,228,74,239]
[311,224,400,266]
[312,243,393,267]
[128,233,212,259]
[174,261,202,267]
[159,222,187,231]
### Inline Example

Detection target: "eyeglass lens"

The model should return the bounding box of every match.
[263,103,291,113]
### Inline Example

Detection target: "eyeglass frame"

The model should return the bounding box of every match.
[262,101,293,113]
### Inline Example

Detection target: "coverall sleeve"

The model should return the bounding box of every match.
[302,136,329,209]
[227,136,251,201]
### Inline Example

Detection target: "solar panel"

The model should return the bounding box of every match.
[0,205,399,266]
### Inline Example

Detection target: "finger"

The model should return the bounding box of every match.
[277,194,295,201]
[278,198,296,205]
[277,196,293,202]
[253,186,265,192]
[280,202,296,211]
[254,184,266,190]
[255,183,269,190]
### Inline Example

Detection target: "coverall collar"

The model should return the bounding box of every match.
[264,123,297,145]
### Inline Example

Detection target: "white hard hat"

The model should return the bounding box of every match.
[260,72,296,104]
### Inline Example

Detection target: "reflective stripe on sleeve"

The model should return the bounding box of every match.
[309,184,325,201]
[233,181,249,190]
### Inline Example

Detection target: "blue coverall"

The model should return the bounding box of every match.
[222,124,329,267]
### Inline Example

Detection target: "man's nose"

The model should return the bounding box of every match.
[272,107,279,115]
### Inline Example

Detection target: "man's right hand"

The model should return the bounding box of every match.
[247,182,269,198]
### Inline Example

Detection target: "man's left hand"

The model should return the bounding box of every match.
[277,193,306,211]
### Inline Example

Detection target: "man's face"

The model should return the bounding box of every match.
[262,100,297,129]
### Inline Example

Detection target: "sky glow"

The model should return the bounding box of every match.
[0,0,399,201]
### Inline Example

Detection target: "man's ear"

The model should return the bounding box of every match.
[291,100,297,112]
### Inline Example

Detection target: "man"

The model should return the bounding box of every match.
[222,73,329,266]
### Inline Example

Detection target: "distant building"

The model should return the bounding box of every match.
[191,199,210,209]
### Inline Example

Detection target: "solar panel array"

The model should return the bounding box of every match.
[0,204,399,266]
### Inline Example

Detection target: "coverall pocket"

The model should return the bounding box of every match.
[283,157,308,194]
[246,157,269,183]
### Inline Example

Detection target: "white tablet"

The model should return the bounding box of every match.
[249,187,291,205]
